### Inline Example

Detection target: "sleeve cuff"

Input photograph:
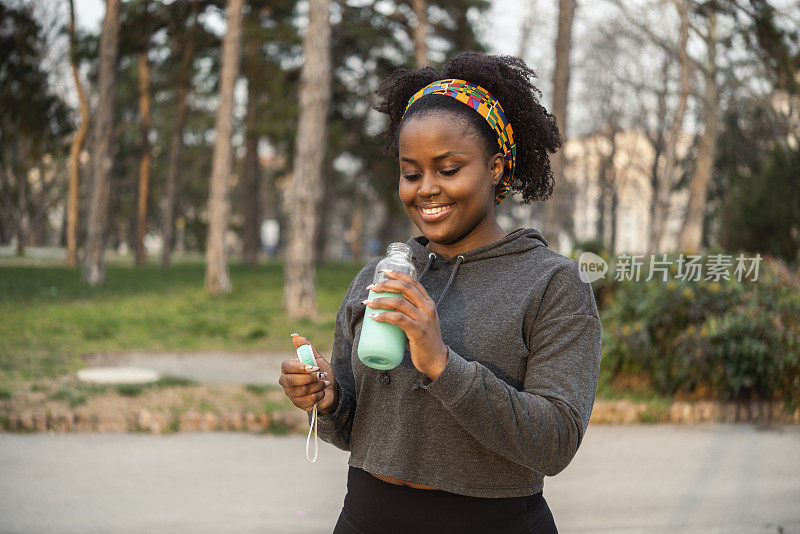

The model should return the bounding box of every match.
[418,345,475,406]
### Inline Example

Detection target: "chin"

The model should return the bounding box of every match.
[408,210,464,245]
[419,227,460,246]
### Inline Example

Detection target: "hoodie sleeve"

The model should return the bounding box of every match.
[306,275,361,452]
[418,261,602,477]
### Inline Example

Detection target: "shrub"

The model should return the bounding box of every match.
[154,376,197,388]
[50,386,88,407]
[115,384,144,397]
[600,252,800,409]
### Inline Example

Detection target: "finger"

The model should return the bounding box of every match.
[296,388,328,411]
[363,295,421,321]
[280,369,327,388]
[309,351,333,377]
[291,333,313,350]
[380,269,433,300]
[368,278,429,310]
[368,310,414,331]
[291,333,324,360]
[288,378,330,400]
[280,357,319,375]
[290,333,332,375]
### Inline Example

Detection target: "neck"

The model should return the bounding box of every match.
[424,219,507,260]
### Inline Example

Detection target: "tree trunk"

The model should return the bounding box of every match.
[161,1,198,269]
[265,141,285,259]
[313,157,333,264]
[32,162,49,245]
[407,0,429,239]
[67,0,89,268]
[15,157,26,256]
[351,181,363,263]
[610,172,619,255]
[517,0,538,61]
[542,0,577,253]
[136,50,152,267]
[642,57,670,254]
[649,0,690,253]
[596,130,617,249]
[82,0,121,286]
[412,0,429,68]
[283,0,332,319]
[647,62,666,255]
[241,29,262,267]
[679,12,719,253]
[595,141,605,247]
[205,0,244,293]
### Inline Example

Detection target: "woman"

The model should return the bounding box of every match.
[279,51,602,533]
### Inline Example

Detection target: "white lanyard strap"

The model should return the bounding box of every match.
[306,404,318,463]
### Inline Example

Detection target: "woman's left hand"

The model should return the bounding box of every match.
[363,269,448,380]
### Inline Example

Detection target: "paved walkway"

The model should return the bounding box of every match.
[1,424,798,533]
[81,351,293,385]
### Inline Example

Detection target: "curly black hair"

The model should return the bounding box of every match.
[372,51,563,204]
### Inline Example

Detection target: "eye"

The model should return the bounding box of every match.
[441,168,460,176]
[402,173,421,181]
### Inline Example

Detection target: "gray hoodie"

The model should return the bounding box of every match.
[308,227,602,498]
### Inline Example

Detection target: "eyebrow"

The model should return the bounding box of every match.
[400,151,465,164]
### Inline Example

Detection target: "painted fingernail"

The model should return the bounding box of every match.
[324,380,331,386]
[362,299,372,305]
[369,313,380,319]
[290,333,299,336]
[305,365,319,371]
[366,284,375,290]
[321,372,328,378]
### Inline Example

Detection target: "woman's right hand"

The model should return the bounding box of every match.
[279,334,339,415]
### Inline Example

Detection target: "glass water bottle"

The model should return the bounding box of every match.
[357,242,417,369]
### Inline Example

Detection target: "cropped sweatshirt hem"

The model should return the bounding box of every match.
[346,458,544,498]
[307,227,603,499]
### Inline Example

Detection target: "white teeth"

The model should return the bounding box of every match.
[420,205,452,215]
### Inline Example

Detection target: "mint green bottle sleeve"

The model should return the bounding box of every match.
[357,242,417,370]
[296,344,316,367]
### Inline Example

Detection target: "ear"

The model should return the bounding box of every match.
[489,152,504,186]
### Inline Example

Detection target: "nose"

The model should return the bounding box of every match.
[417,170,442,198]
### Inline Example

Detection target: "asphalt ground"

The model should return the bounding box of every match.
[1,423,798,533]
[80,351,291,385]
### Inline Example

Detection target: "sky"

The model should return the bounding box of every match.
[75,0,105,31]
[72,0,565,113]
[75,0,528,55]
[66,0,798,138]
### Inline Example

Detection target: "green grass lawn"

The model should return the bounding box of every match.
[0,257,672,410]
[0,258,361,390]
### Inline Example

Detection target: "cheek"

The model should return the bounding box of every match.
[449,174,484,201]
[398,181,416,204]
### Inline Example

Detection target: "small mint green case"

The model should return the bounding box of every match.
[296,344,316,367]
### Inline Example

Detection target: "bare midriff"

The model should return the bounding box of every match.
[366,470,441,490]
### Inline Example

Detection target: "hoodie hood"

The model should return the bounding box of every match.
[407,227,548,266]
[404,227,549,309]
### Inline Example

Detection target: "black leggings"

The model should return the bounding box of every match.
[332,466,558,534]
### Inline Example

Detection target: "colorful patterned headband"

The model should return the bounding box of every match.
[403,78,516,205]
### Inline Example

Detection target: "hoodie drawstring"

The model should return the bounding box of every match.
[436,254,464,308]
[416,251,465,308]
[418,252,436,283]
[408,251,464,390]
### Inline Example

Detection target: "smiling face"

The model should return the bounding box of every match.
[398,112,508,258]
